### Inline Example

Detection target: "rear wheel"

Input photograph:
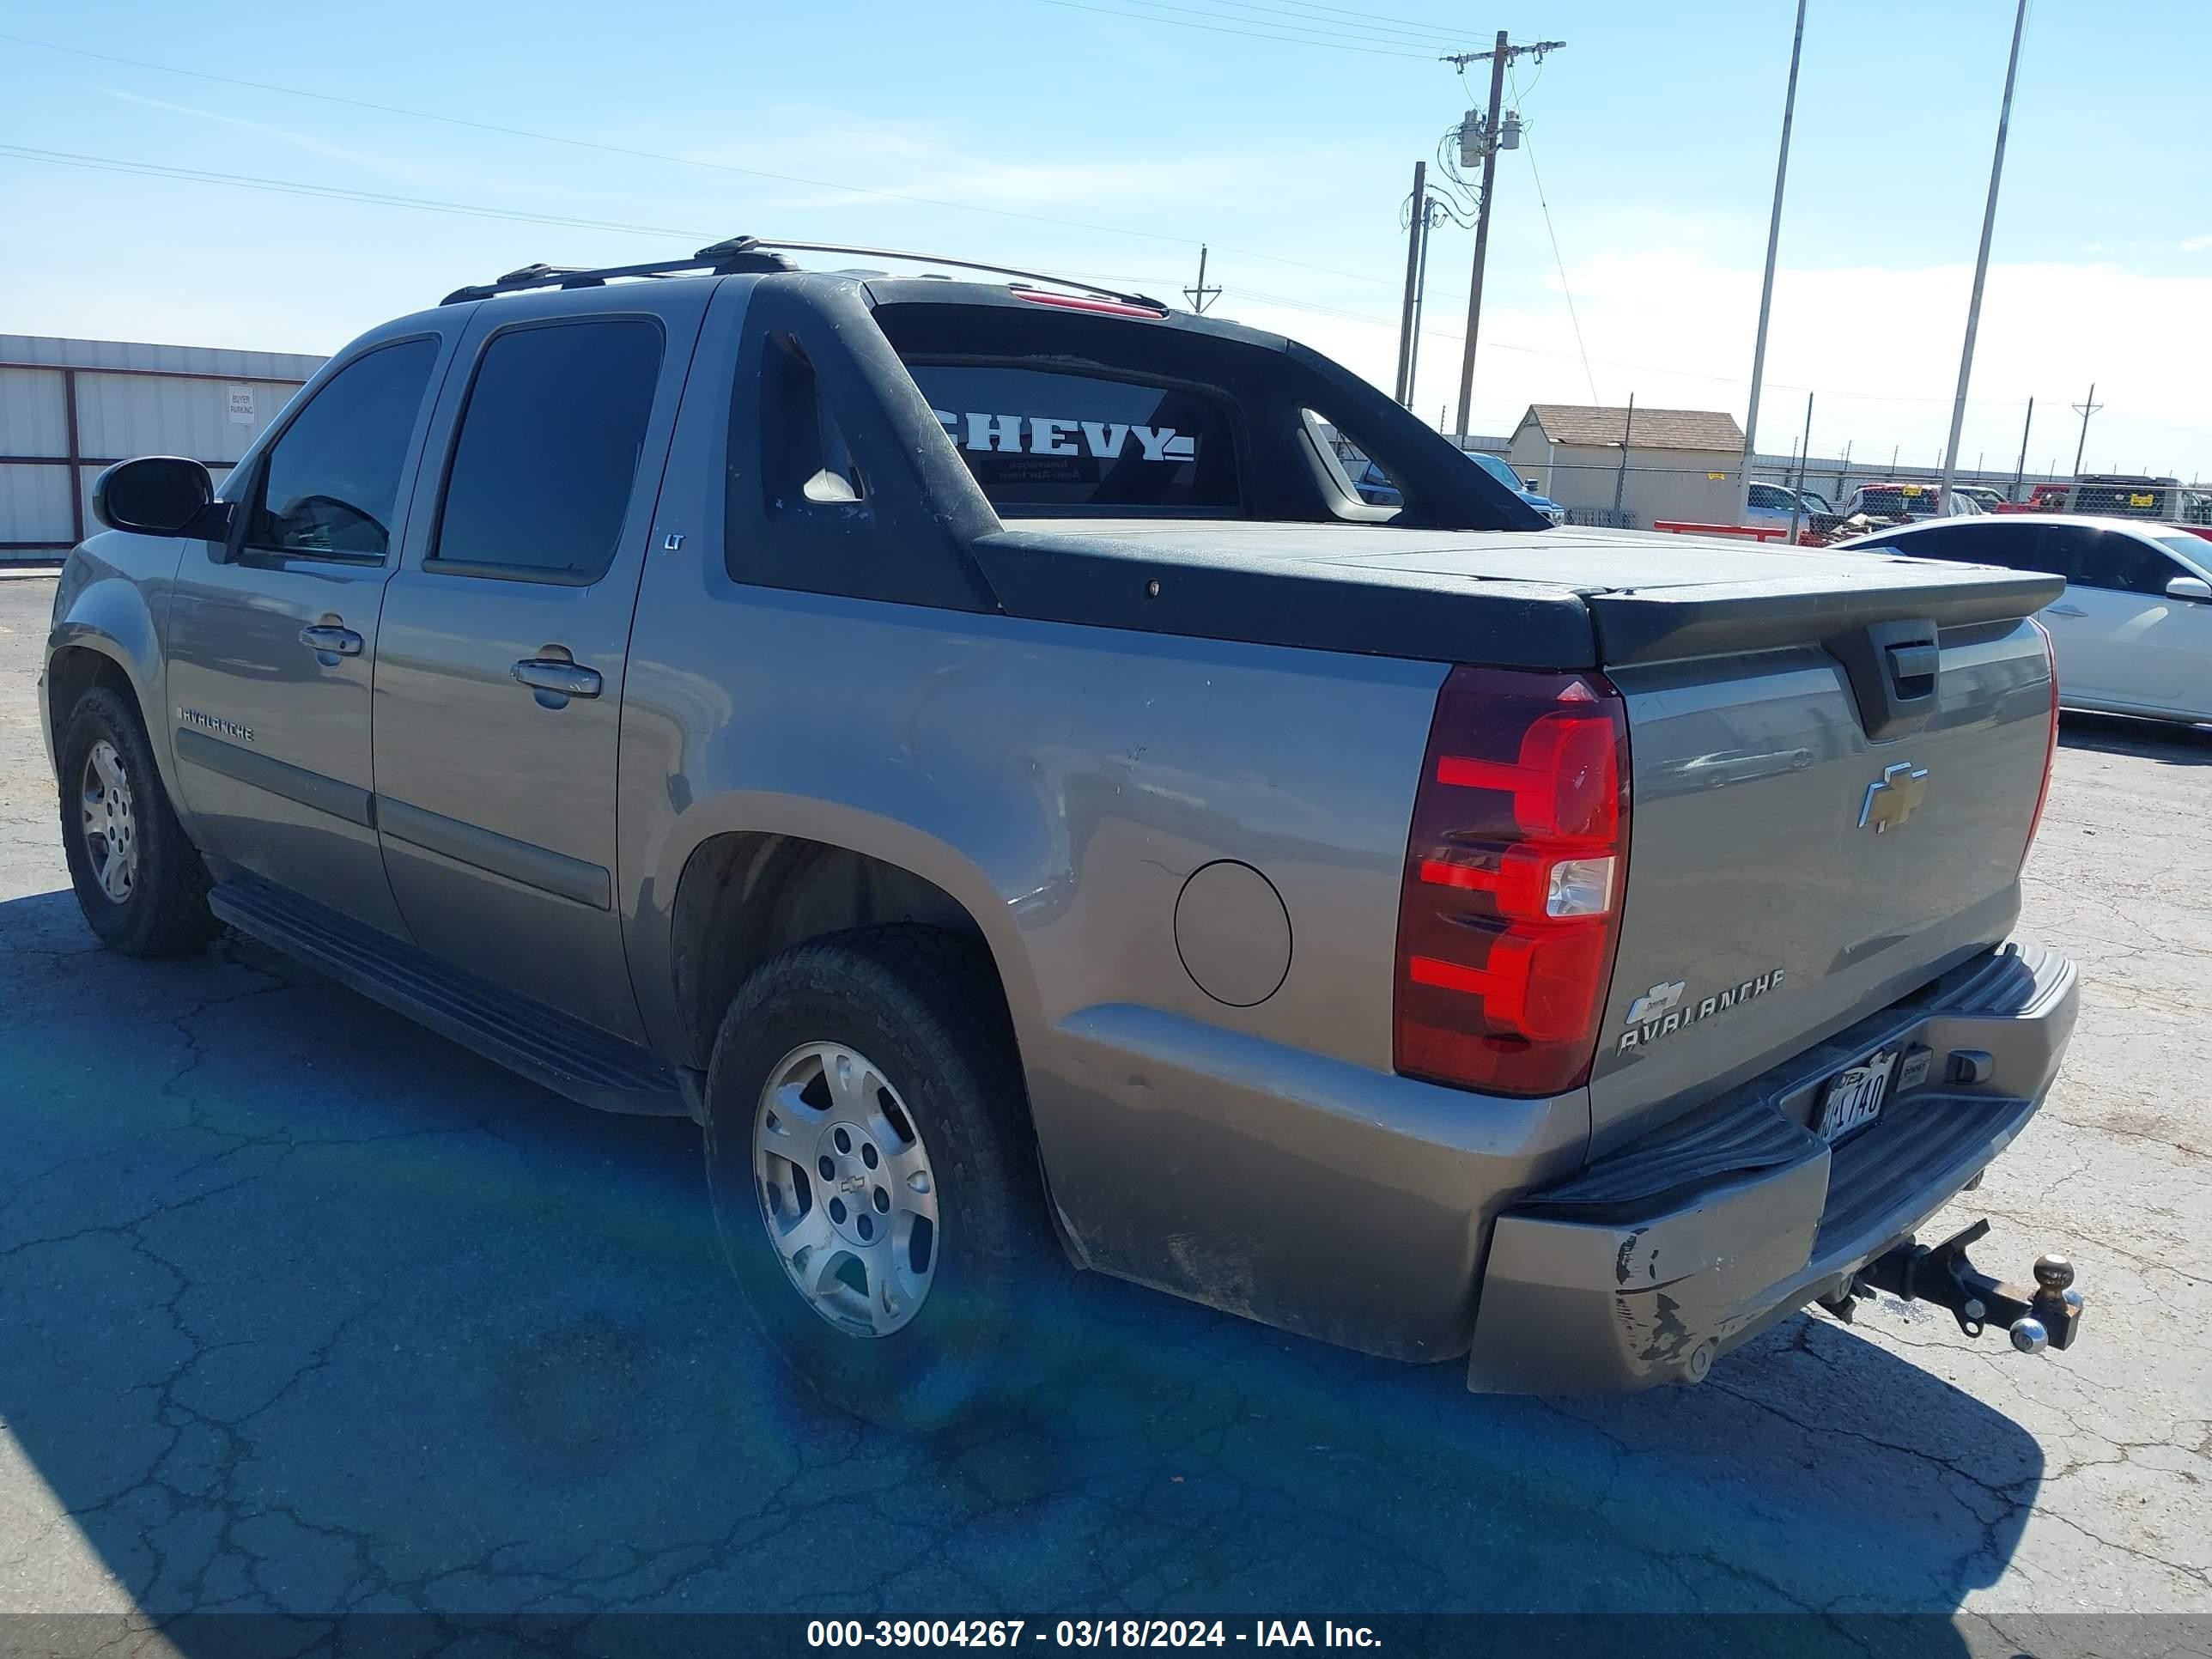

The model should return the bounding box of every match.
[702,926,1069,1429]
[58,686,219,957]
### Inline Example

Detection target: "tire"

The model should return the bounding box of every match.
[57,685,220,957]
[702,925,1072,1430]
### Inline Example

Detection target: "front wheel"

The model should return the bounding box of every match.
[57,685,220,957]
[702,926,1070,1430]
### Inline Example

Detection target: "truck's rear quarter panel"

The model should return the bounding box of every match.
[621,577,1589,1359]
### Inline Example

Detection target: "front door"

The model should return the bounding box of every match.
[165,330,452,935]
[2063,530,2212,717]
[370,287,708,1042]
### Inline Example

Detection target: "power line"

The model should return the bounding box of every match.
[1023,0,1440,56]
[1134,0,1483,48]
[0,29,1402,286]
[1056,0,1462,50]
[1190,0,1494,39]
[1509,66,1598,406]
[0,143,714,240]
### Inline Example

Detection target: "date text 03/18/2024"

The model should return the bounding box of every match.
[805,1620,1383,1648]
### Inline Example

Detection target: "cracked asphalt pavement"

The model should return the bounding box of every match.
[1,568,2206,1635]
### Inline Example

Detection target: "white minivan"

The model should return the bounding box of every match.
[1845,514,2212,726]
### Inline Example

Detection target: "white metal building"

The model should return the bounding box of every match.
[0,335,325,560]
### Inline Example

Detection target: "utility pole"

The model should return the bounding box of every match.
[2009,398,2033,503]
[1183,245,1221,314]
[1738,0,1808,524]
[1938,0,2029,501]
[1788,391,1813,544]
[1407,198,1441,415]
[1394,163,1427,405]
[1612,393,1636,517]
[1443,33,1564,440]
[2070,383,2102,476]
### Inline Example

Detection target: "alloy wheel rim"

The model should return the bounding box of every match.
[80,739,138,904]
[753,1042,940,1338]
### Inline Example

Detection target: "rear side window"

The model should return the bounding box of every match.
[902,362,1239,512]
[433,319,663,579]
[247,337,438,560]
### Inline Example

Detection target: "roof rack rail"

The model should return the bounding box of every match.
[441,235,1168,310]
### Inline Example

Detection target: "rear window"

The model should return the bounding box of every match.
[902,362,1240,512]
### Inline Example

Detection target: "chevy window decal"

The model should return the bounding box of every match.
[932,410,1196,463]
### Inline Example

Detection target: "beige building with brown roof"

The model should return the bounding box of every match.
[1504,404,1748,529]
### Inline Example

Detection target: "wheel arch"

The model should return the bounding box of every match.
[653,811,1038,1078]
[44,560,174,794]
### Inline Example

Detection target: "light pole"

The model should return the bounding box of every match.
[1938,0,2031,501]
[1737,0,1808,524]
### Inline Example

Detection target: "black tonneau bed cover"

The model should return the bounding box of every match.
[970,521,2063,671]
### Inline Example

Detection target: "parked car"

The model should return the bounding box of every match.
[1844,513,2212,725]
[1349,458,1403,507]
[1462,449,1569,526]
[1362,451,1569,526]
[1840,482,1987,524]
[44,239,2084,1426]
[1743,481,1836,535]
[1952,484,2010,514]
[2065,474,2197,522]
[2006,483,2073,513]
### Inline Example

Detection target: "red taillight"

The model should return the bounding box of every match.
[2021,617,2060,870]
[1394,665,1631,1097]
[1012,289,1167,319]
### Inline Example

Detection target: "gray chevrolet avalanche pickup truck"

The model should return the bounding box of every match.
[43,238,2084,1426]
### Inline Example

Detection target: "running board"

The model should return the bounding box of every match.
[209,873,695,1119]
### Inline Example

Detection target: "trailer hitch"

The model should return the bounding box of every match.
[1826,1219,2085,1353]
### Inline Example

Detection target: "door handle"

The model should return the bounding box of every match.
[2046,604,2087,617]
[299,623,364,657]
[511,657,603,699]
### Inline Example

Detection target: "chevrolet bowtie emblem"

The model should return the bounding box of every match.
[1859,761,1930,833]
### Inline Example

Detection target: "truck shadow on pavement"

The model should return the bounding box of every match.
[0,886,2039,1631]
[2058,710,2212,765]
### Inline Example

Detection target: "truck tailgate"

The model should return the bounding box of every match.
[1589,585,2058,1156]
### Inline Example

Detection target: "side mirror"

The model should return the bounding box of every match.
[92,456,218,538]
[2165,574,2212,603]
[1522,477,1540,490]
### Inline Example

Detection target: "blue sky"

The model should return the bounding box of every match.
[4,0,2207,476]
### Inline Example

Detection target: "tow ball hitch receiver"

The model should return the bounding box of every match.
[1830,1220,2085,1353]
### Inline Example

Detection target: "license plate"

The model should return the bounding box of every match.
[1817,1048,1899,1144]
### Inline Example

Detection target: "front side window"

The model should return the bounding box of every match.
[903,362,1240,512]
[247,338,439,559]
[2077,533,2185,596]
[434,319,663,579]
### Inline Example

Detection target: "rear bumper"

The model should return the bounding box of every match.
[1466,941,2077,1394]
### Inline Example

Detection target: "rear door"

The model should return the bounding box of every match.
[369,286,708,1041]
[165,326,454,934]
[2033,523,2145,706]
